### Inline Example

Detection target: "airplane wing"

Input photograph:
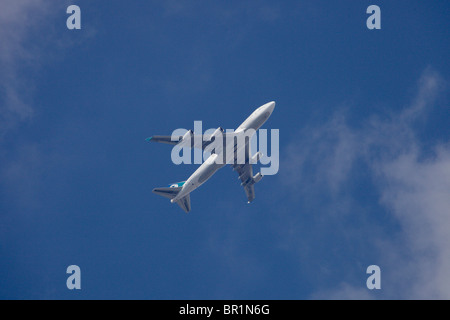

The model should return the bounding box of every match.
[146,135,182,145]
[233,163,255,203]
[231,136,264,203]
[146,135,215,149]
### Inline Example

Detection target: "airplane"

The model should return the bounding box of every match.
[147,101,275,213]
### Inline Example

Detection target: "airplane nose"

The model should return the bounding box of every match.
[264,101,275,114]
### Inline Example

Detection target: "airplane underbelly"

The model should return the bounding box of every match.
[189,154,223,185]
[197,162,224,185]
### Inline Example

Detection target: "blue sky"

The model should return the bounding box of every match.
[0,1,449,299]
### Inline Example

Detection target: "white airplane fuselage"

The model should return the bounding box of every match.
[171,101,275,203]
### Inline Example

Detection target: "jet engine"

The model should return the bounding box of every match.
[251,151,263,163]
[210,127,224,140]
[179,130,193,146]
[253,172,263,183]
[241,172,263,186]
[182,129,193,141]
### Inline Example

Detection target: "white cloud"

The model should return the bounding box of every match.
[283,113,358,197]
[0,0,54,137]
[281,68,450,299]
[376,145,450,299]
[0,0,75,212]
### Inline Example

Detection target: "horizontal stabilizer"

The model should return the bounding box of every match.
[175,194,191,213]
[153,186,182,199]
[152,187,191,213]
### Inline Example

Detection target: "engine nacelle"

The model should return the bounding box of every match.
[210,127,224,140]
[251,151,263,163]
[179,130,193,146]
[182,129,193,140]
[240,172,263,186]
[253,172,263,183]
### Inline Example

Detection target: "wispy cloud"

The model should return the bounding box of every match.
[0,0,80,211]
[281,68,449,299]
[376,144,450,299]
[0,0,55,137]
[283,113,358,198]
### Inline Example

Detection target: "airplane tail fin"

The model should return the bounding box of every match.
[152,186,191,213]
